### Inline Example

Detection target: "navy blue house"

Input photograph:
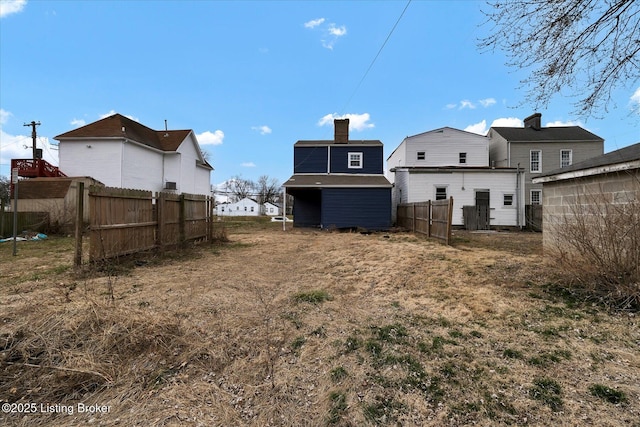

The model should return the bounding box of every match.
[283,119,392,230]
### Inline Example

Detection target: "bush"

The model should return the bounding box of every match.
[547,176,640,310]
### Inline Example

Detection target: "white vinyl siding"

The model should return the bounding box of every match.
[394,169,522,226]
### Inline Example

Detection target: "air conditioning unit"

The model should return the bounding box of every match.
[165,181,177,190]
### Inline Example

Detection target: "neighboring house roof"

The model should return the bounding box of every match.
[284,174,392,188]
[534,142,640,183]
[17,178,72,199]
[294,140,383,146]
[15,177,103,199]
[491,126,603,143]
[55,113,190,151]
[55,113,213,171]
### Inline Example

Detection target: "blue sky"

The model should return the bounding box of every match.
[1,0,638,188]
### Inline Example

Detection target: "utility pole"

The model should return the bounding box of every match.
[23,121,41,160]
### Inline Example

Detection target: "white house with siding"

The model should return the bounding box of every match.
[216,197,261,216]
[388,127,525,228]
[263,202,280,216]
[56,113,213,196]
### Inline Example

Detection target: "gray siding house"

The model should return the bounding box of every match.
[532,142,640,251]
[488,113,604,205]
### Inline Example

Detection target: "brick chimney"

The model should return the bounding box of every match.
[524,113,542,130]
[334,118,349,143]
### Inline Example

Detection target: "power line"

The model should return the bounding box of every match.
[339,0,412,115]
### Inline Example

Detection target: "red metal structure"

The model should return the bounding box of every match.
[11,159,67,178]
[10,159,67,197]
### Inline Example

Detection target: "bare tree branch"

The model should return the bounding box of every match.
[479,0,640,117]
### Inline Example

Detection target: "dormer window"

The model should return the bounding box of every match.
[348,152,363,169]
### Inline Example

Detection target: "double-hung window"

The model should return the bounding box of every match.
[459,152,467,164]
[560,149,572,168]
[348,152,363,169]
[530,150,542,173]
[435,186,447,200]
[417,151,425,160]
[531,190,542,205]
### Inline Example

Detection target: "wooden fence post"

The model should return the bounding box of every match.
[157,192,164,255]
[412,203,416,232]
[446,196,453,245]
[74,182,84,267]
[427,200,432,238]
[179,193,186,248]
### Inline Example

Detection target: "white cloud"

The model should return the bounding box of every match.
[464,120,488,135]
[478,98,497,108]
[70,118,86,127]
[304,18,325,29]
[445,103,457,110]
[241,162,256,168]
[630,87,640,112]
[0,108,12,125]
[0,130,59,168]
[491,117,524,128]
[328,24,347,37]
[251,125,272,135]
[545,120,582,127]
[0,0,26,18]
[197,130,224,146]
[305,17,347,50]
[459,100,476,110]
[464,117,524,135]
[317,113,374,132]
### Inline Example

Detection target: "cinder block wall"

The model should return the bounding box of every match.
[542,169,640,250]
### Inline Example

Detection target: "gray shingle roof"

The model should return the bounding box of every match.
[294,140,382,146]
[491,126,603,143]
[283,174,391,188]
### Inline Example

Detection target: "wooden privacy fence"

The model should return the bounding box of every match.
[80,186,214,263]
[397,197,454,245]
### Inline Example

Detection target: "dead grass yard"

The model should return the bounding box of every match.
[1,220,638,426]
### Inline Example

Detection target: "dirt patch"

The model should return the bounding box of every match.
[1,225,638,426]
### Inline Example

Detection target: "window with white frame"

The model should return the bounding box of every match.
[530,189,542,205]
[435,186,447,200]
[417,151,425,160]
[348,152,363,169]
[560,149,572,167]
[459,152,467,164]
[251,206,254,212]
[504,194,514,206]
[530,150,542,173]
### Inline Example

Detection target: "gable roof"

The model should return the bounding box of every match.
[55,113,192,152]
[491,126,603,143]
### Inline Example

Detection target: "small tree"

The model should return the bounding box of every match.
[226,175,255,203]
[255,175,280,205]
[547,175,640,310]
